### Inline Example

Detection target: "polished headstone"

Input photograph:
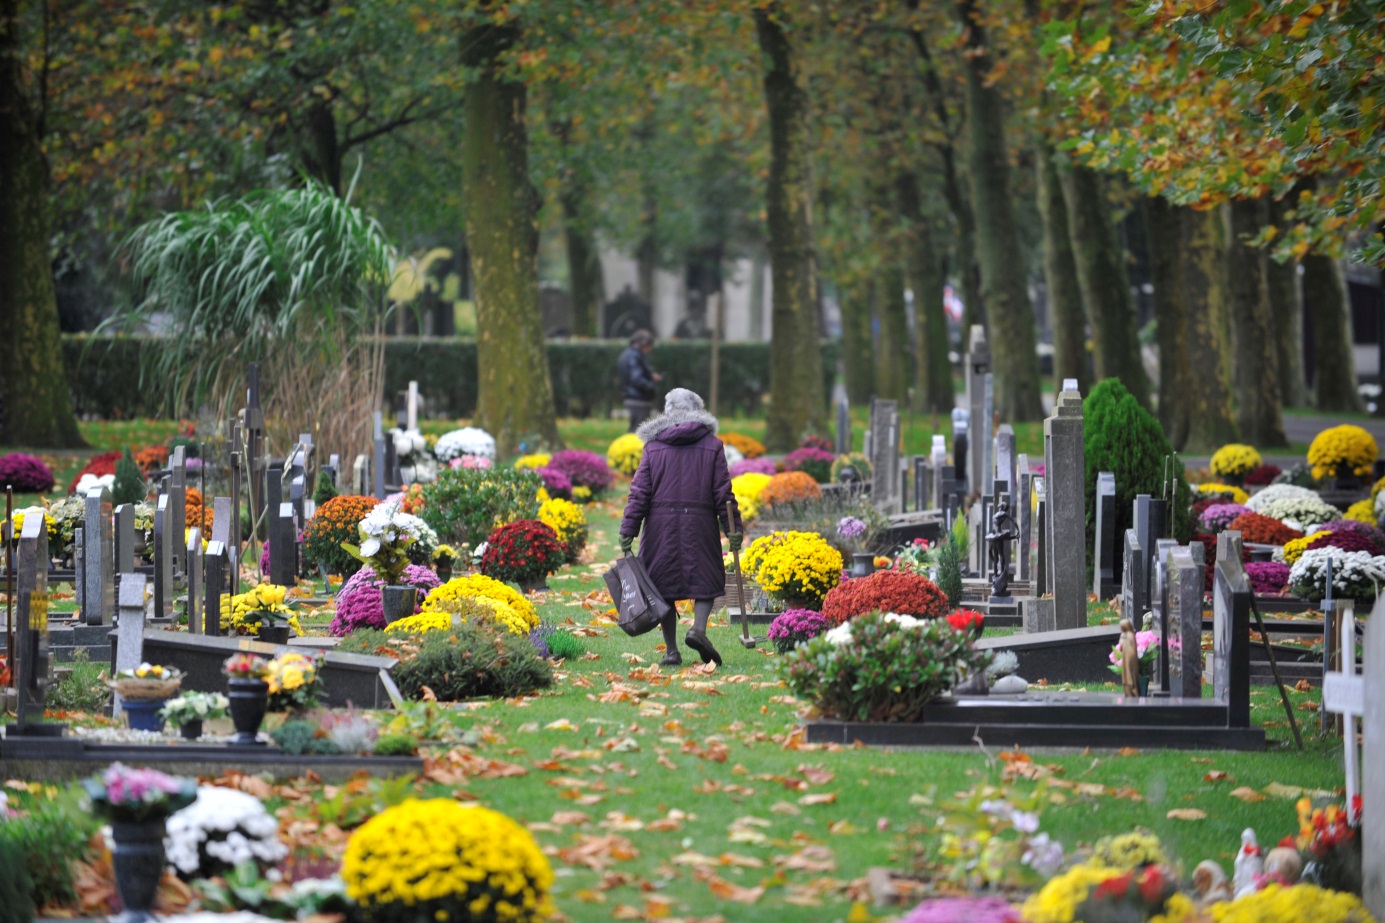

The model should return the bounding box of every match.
[1044,385,1085,630]
[83,487,114,626]
[1093,472,1118,598]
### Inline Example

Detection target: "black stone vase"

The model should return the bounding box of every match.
[227,679,269,746]
[257,623,290,645]
[850,553,875,578]
[179,719,203,741]
[382,585,417,625]
[110,818,167,923]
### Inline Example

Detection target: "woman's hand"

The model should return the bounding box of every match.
[620,534,635,555]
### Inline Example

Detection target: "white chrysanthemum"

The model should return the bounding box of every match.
[1254,496,1341,531]
[823,611,926,645]
[165,786,287,877]
[724,444,744,468]
[1245,483,1319,513]
[74,473,116,495]
[391,427,427,457]
[434,427,496,461]
[1289,547,1385,602]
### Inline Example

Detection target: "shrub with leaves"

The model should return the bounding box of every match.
[820,569,951,625]
[420,466,541,546]
[303,495,380,576]
[313,470,339,504]
[384,621,554,701]
[0,796,97,911]
[0,834,33,923]
[111,449,146,505]
[780,611,989,721]
[480,520,567,585]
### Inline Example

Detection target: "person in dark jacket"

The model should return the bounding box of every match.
[617,329,662,431]
[619,388,742,666]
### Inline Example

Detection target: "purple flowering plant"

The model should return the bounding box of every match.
[730,457,777,478]
[785,446,835,483]
[1315,518,1385,555]
[766,608,829,653]
[1245,561,1291,595]
[1197,502,1252,533]
[328,564,442,636]
[836,516,867,554]
[83,762,196,823]
[0,453,55,493]
[900,897,1020,923]
[536,465,574,500]
[548,450,615,494]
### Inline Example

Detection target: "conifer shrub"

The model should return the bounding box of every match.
[1083,379,1192,577]
[111,448,147,505]
[313,470,338,504]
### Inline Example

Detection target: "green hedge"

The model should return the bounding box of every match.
[62,335,839,420]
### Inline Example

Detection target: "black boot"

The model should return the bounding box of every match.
[685,629,722,666]
[660,649,683,667]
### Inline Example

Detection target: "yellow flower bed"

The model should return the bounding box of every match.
[220,584,302,636]
[513,453,551,471]
[1210,443,1262,479]
[573,485,592,504]
[1090,830,1168,869]
[1020,863,1195,923]
[1308,424,1378,480]
[1196,483,1250,505]
[1282,531,1332,564]
[539,497,588,552]
[1346,498,1377,524]
[606,433,644,476]
[742,530,842,607]
[385,611,454,634]
[1209,884,1375,923]
[422,574,538,630]
[342,798,554,923]
[731,472,773,520]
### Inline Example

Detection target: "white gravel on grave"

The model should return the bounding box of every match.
[71,725,237,745]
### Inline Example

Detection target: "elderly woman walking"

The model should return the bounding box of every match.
[620,388,742,666]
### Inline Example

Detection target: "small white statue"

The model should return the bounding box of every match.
[1232,828,1263,898]
[1192,859,1233,904]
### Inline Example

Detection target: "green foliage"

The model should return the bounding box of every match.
[420,467,541,547]
[111,448,146,505]
[0,836,34,923]
[194,861,351,918]
[313,470,339,504]
[374,734,419,757]
[778,611,990,722]
[270,720,341,756]
[387,622,553,702]
[544,628,585,661]
[1083,379,1192,577]
[46,651,107,713]
[0,796,97,909]
[935,534,965,611]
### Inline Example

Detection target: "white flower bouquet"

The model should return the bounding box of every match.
[165,785,287,879]
[1253,496,1342,532]
[434,427,496,462]
[159,691,229,728]
[1245,483,1319,513]
[343,500,432,584]
[1289,546,1385,602]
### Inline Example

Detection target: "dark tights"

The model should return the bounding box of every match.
[661,598,713,654]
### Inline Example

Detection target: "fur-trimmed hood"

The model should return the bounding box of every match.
[636,408,719,444]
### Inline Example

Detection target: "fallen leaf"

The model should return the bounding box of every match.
[798,792,838,806]
[701,872,765,904]
[545,718,578,731]
[1203,771,1230,783]
[1229,787,1267,803]
[1294,678,1312,692]
[1166,808,1207,821]
[557,834,639,870]
[1116,747,1140,757]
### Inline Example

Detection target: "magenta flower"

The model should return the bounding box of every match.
[536,465,573,500]
[900,897,1020,923]
[0,453,55,493]
[1245,561,1291,595]
[730,458,777,478]
[548,450,615,494]
[328,564,442,636]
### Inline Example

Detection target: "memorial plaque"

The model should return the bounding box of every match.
[1212,534,1251,727]
[153,495,173,618]
[1167,544,1205,699]
[1016,455,1032,581]
[204,540,227,638]
[965,326,989,494]
[869,398,901,514]
[1044,384,1085,630]
[269,502,298,588]
[1093,472,1117,598]
[169,446,187,577]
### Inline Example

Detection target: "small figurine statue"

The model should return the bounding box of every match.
[1232,828,1263,898]
[985,497,1019,598]
[1261,846,1303,887]
[1192,860,1233,905]
[1118,618,1140,698]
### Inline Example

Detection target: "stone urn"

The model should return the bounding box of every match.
[110,819,167,923]
[850,553,875,578]
[382,585,418,624]
[227,679,269,746]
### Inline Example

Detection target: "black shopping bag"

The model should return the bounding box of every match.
[603,554,670,637]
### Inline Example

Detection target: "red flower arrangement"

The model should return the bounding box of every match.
[1243,464,1282,486]
[1077,865,1178,921]
[480,519,567,585]
[946,608,985,637]
[133,445,170,474]
[68,451,122,494]
[1227,512,1303,547]
[820,569,950,625]
[798,434,834,453]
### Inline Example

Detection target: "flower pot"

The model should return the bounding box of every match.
[382,585,417,624]
[179,719,203,741]
[436,563,453,583]
[123,698,167,733]
[111,818,167,923]
[520,578,550,593]
[1137,674,1151,697]
[227,679,269,746]
[850,553,876,578]
[257,624,290,645]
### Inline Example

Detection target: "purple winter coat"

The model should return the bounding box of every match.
[620,413,741,601]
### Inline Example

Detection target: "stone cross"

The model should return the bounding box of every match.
[186,527,203,634]
[1362,596,1384,917]
[1044,384,1085,630]
[965,325,989,494]
[112,574,148,718]
[269,501,297,588]
[1093,472,1118,598]
[1016,455,1033,582]
[13,515,52,732]
[951,408,969,495]
[83,486,114,626]
[204,540,227,638]
[1167,543,1205,699]
[1212,530,1251,728]
[169,445,187,577]
[153,495,173,619]
[1322,605,1363,824]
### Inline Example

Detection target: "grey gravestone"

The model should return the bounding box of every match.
[1016,455,1033,582]
[939,466,959,532]
[204,540,227,638]
[1093,472,1118,598]
[1032,476,1048,598]
[995,424,1016,500]
[83,486,114,626]
[1133,494,1169,605]
[1168,543,1205,699]
[372,412,387,499]
[1362,599,1384,918]
[153,495,173,619]
[1212,531,1251,727]
[1121,529,1146,626]
[353,454,371,498]
[1044,384,1085,630]
[930,436,947,513]
[72,526,84,614]
[969,503,985,578]
[327,453,341,490]
[266,459,285,521]
[951,409,969,495]
[835,401,850,456]
[1023,596,1055,634]
[869,398,901,514]
[169,446,187,577]
[186,528,203,634]
[112,574,148,718]
[965,325,989,493]
[229,449,242,597]
[212,497,233,547]
[12,516,52,732]
[1152,537,1179,694]
[269,502,297,588]
[113,504,136,575]
[981,373,995,498]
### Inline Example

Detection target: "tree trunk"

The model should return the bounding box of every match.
[561,180,602,337]
[301,97,342,195]
[0,0,86,449]
[1303,250,1363,412]
[955,0,1042,422]
[1179,207,1238,451]
[839,275,875,405]
[874,260,910,402]
[1035,143,1089,395]
[636,191,657,305]
[1226,198,1288,447]
[1145,196,1190,449]
[460,15,559,455]
[1059,165,1149,407]
[1265,194,1306,407]
[755,5,827,449]
[897,171,953,413]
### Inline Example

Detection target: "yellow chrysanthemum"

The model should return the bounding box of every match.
[1090,830,1168,870]
[1020,863,1132,923]
[1345,498,1377,525]
[422,574,538,630]
[1210,443,1262,479]
[1282,530,1333,564]
[606,433,645,476]
[1308,424,1378,480]
[731,472,773,520]
[386,610,455,634]
[220,584,297,635]
[342,799,554,922]
[513,453,551,471]
[1196,482,1250,505]
[1208,884,1375,923]
[742,530,842,606]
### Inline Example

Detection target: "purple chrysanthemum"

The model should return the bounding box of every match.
[328,564,443,636]
[0,453,55,493]
[1198,502,1251,533]
[900,897,1020,923]
[730,458,777,478]
[1314,518,1385,555]
[1245,561,1291,595]
[547,450,615,494]
[536,465,573,500]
